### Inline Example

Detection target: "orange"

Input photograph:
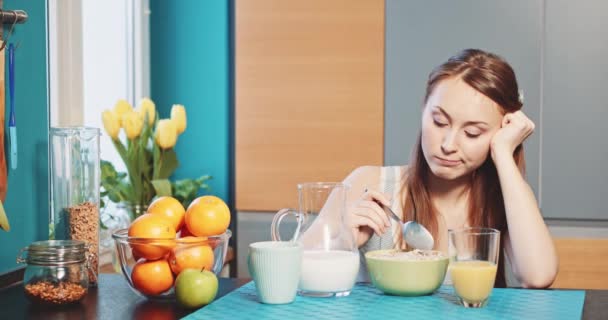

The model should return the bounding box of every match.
[128,214,176,260]
[132,247,170,262]
[176,236,208,244]
[179,225,193,238]
[132,248,144,262]
[147,196,186,230]
[184,196,231,236]
[168,237,214,275]
[131,259,174,296]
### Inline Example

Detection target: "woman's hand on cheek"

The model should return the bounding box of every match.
[490,110,535,160]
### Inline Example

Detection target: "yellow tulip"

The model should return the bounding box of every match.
[113,99,133,127]
[170,104,187,135]
[102,110,120,140]
[122,111,144,139]
[138,97,156,125]
[155,119,177,149]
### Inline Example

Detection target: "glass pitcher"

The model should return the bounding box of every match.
[271,182,359,297]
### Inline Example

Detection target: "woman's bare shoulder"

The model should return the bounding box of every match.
[342,166,382,201]
[343,165,409,192]
[343,166,381,185]
[390,164,409,175]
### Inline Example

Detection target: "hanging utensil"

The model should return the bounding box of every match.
[0,43,7,201]
[0,199,9,231]
[8,43,17,170]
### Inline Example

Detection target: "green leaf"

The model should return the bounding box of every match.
[151,179,173,197]
[112,138,143,202]
[196,175,212,184]
[101,160,119,180]
[140,116,153,146]
[101,175,130,203]
[153,142,161,179]
[157,149,179,179]
[173,180,197,200]
[170,175,214,208]
[112,139,129,167]
[106,192,122,203]
[100,156,135,205]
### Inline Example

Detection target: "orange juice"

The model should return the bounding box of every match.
[450,260,497,303]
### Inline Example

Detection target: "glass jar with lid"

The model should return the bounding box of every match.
[17,240,90,305]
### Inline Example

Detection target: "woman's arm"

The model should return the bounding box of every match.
[342,166,392,247]
[492,111,558,288]
[297,166,390,248]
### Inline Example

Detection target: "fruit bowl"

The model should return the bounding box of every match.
[112,228,232,300]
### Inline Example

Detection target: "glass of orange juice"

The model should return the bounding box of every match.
[448,227,500,308]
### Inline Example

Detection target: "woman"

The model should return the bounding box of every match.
[347,49,558,288]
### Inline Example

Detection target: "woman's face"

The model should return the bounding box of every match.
[421,77,504,181]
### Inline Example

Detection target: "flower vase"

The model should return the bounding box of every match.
[99,202,134,273]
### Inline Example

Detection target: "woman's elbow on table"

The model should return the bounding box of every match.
[519,266,559,289]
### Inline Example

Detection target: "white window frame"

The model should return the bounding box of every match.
[47,0,150,172]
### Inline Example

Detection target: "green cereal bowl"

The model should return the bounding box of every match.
[365,249,449,296]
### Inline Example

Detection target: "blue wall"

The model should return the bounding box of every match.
[0,1,49,273]
[149,1,231,204]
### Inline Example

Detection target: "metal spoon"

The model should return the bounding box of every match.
[377,201,434,250]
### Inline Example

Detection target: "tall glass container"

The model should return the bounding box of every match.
[50,127,100,286]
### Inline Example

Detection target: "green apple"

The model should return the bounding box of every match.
[175,268,219,308]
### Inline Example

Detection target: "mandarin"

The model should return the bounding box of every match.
[176,236,208,244]
[179,225,194,238]
[132,247,170,262]
[131,259,174,296]
[184,196,230,237]
[147,196,186,230]
[128,214,176,260]
[169,238,214,275]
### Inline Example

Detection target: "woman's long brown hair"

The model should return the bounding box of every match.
[401,49,525,287]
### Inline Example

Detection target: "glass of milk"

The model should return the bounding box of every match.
[272,182,359,297]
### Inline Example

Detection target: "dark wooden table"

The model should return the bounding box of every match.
[0,274,606,319]
[0,274,249,320]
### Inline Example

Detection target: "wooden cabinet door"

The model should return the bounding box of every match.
[235,0,385,211]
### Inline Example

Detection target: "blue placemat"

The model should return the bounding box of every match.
[183,282,585,320]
